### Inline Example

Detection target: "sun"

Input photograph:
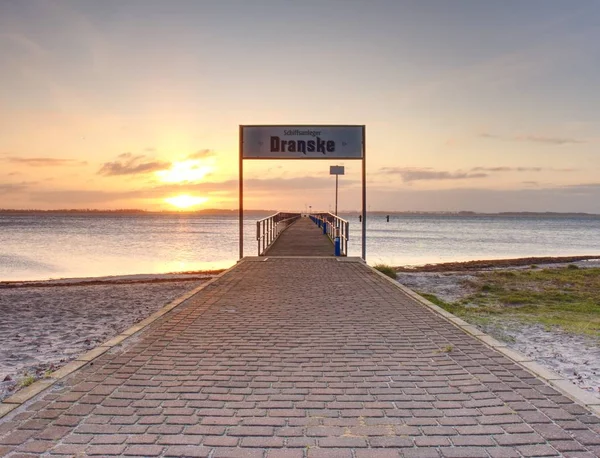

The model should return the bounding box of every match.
[165,194,208,209]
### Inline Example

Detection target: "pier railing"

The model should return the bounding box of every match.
[256,212,301,255]
[309,212,350,256]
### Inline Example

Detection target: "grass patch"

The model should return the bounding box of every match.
[20,374,36,387]
[373,264,397,279]
[426,267,600,337]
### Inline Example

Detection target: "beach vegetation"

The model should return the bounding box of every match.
[421,267,600,337]
[20,374,36,387]
[373,264,397,279]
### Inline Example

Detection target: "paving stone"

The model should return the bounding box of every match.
[402,449,441,458]
[123,444,164,456]
[48,444,87,455]
[212,448,266,458]
[266,450,305,458]
[85,444,127,455]
[355,450,400,458]
[0,258,597,457]
[451,435,495,446]
[307,449,353,458]
[517,444,561,456]
[486,448,521,458]
[571,429,600,445]
[439,447,489,457]
[163,445,211,457]
[16,440,53,453]
[494,433,546,446]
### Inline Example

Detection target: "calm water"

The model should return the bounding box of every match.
[1,213,599,281]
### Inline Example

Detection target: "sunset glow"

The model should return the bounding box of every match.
[155,160,213,184]
[164,195,208,209]
[1,2,600,212]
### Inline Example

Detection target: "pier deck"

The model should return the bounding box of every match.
[266,217,334,257]
[1,258,599,457]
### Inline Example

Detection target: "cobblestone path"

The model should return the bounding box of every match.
[1,258,599,457]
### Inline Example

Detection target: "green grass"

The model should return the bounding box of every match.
[421,267,600,337]
[20,374,36,387]
[373,264,397,279]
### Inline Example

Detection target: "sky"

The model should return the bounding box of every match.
[1,0,600,213]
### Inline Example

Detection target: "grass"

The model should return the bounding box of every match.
[421,267,600,337]
[19,374,36,387]
[373,264,397,279]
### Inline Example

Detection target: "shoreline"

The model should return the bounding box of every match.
[2,254,600,286]
[394,254,600,272]
[0,269,224,288]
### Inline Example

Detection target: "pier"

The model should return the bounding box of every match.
[0,215,599,457]
[263,215,341,257]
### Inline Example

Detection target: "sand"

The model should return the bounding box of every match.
[0,276,207,401]
[397,259,600,399]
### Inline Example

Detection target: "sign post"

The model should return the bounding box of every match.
[329,165,345,216]
[239,125,366,260]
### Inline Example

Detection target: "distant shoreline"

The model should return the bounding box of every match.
[1,209,599,217]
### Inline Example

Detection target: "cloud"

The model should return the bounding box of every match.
[98,154,170,176]
[378,167,487,182]
[516,135,584,145]
[150,176,353,195]
[3,157,87,167]
[480,132,584,145]
[366,185,600,213]
[470,166,576,172]
[186,149,215,160]
[0,181,36,194]
[23,175,355,205]
[29,189,140,204]
[471,166,543,172]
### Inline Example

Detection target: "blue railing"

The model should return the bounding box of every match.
[256,212,301,255]
[309,212,349,256]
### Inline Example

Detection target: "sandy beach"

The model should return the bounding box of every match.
[396,256,600,399]
[0,274,210,401]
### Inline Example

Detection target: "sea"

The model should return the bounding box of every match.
[1,212,599,282]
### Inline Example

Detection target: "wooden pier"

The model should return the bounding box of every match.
[265,217,334,257]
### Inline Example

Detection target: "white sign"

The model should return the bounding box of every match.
[330,166,345,175]
[241,125,364,159]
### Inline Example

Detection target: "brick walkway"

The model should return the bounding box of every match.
[266,218,333,257]
[1,258,599,457]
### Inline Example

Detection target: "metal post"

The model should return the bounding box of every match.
[335,174,338,216]
[239,126,244,260]
[361,125,366,261]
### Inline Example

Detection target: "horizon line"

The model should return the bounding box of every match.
[0,208,598,217]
